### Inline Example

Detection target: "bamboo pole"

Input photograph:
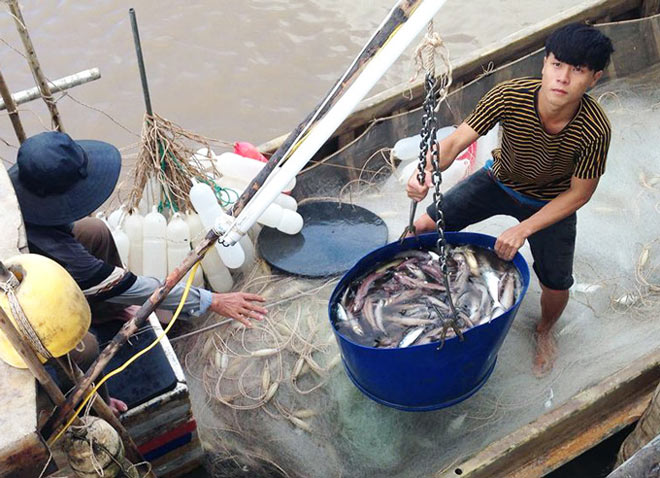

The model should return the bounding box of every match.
[0,66,26,143]
[40,0,434,441]
[6,0,64,132]
[0,68,101,111]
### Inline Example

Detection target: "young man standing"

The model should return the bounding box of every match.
[406,23,614,376]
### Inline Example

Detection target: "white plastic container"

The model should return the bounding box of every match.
[138,176,160,216]
[475,123,500,170]
[195,149,296,194]
[186,211,232,292]
[124,211,144,275]
[190,180,246,269]
[167,213,204,287]
[222,186,303,234]
[167,213,191,274]
[392,126,456,161]
[111,227,130,268]
[142,207,168,281]
[273,193,298,211]
[107,205,127,230]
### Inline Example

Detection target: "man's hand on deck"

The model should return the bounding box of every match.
[210,292,267,327]
[495,224,530,261]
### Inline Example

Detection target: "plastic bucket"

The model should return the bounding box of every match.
[328,232,530,411]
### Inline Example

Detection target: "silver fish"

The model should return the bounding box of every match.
[351,270,386,313]
[499,272,516,310]
[389,317,436,327]
[362,297,377,332]
[398,326,426,348]
[395,272,445,291]
[374,299,388,334]
[385,288,424,306]
[482,269,503,309]
[335,303,364,336]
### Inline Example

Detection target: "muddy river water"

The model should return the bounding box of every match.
[0,0,579,167]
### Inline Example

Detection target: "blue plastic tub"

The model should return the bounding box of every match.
[328,232,530,411]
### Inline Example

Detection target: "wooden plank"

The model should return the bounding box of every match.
[434,349,660,478]
[151,433,204,478]
[0,434,56,478]
[0,164,27,259]
[120,384,190,436]
[260,0,643,155]
[0,156,47,477]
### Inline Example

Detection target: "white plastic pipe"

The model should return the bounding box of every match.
[221,0,448,245]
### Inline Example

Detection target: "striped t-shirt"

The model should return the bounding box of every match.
[464,77,611,200]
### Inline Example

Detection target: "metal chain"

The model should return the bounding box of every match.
[424,72,464,345]
[399,72,436,242]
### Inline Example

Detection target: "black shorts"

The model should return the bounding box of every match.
[426,168,576,290]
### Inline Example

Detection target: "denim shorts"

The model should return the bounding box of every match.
[426,168,576,290]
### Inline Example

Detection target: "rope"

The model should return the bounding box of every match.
[0,273,53,359]
[410,20,453,110]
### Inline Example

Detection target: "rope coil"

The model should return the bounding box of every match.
[0,272,53,359]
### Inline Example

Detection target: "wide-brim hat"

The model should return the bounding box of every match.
[8,131,121,226]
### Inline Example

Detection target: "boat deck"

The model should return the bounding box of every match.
[178,14,660,478]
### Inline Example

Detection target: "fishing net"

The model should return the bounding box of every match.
[175,64,660,478]
[125,113,228,214]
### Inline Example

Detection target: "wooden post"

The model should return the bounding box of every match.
[0,66,26,143]
[6,0,64,132]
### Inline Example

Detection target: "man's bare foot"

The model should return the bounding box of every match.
[108,397,128,416]
[533,331,557,378]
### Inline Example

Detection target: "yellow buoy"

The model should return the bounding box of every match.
[0,253,91,368]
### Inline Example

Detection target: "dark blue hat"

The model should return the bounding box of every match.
[8,131,121,226]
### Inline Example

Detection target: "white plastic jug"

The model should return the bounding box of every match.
[167,213,203,288]
[273,193,298,211]
[186,211,232,292]
[222,185,303,234]
[197,149,296,194]
[124,211,144,275]
[190,180,245,269]
[392,126,457,161]
[138,176,160,216]
[142,207,168,280]
[278,208,304,234]
[475,123,500,170]
[183,213,209,288]
[167,213,191,274]
[107,205,127,230]
[111,227,130,268]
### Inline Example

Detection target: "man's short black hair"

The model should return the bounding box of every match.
[545,23,614,72]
